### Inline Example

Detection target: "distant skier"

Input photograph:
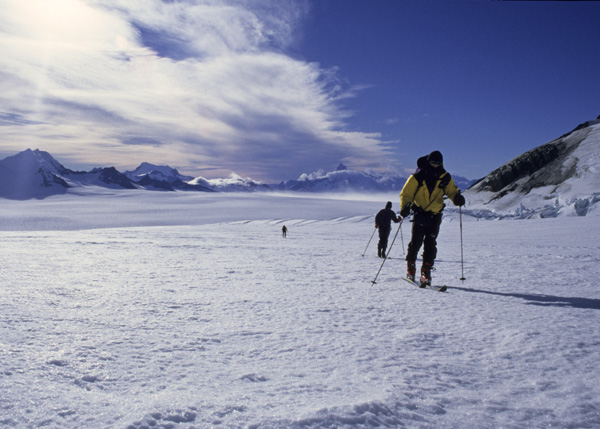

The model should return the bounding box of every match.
[399,151,465,286]
[282,225,288,238]
[375,201,400,258]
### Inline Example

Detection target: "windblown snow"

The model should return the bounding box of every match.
[1,191,599,428]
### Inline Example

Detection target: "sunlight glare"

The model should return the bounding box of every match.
[22,0,111,48]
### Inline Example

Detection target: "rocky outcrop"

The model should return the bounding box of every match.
[465,116,600,217]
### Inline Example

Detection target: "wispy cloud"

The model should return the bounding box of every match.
[0,0,391,180]
[0,112,44,126]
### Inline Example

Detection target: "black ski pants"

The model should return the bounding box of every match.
[406,212,443,265]
[378,227,391,256]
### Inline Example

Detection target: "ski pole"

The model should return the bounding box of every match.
[399,217,405,256]
[459,206,466,281]
[361,227,377,257]
[370,218,403,286]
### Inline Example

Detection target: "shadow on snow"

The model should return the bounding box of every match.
[450,286,600,310]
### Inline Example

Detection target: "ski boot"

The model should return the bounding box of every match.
[407,261,416,281]
[420,262,433,288]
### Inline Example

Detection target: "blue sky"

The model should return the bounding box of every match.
[0,0,599,182]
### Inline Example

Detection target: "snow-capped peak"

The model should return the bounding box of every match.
[0,149,71,199]
[125,162,193,183]
[190,173,268,192]
[3,148,70,176]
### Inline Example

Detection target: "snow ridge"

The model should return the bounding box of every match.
[465,117,600,218]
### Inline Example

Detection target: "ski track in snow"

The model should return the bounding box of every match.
[1,194,599,428]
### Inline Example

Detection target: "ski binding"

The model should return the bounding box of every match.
[402,277,447,292]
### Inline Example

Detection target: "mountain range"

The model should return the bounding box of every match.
[1,115,598,217]
[0,151,473,200]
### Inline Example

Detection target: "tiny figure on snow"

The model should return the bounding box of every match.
[399,151,465,286]
[282,225,288,238]
[375,201,400,258]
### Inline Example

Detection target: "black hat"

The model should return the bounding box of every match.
[386,201,392,209]
[427,151,443,164]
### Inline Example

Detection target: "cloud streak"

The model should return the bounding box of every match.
[0,0,391,181]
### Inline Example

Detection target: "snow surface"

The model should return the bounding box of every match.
[1,191,599,428]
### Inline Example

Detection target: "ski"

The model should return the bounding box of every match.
[401,277,447,292]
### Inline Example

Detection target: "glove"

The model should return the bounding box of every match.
[400,203,412,218]
[454,193,465,207]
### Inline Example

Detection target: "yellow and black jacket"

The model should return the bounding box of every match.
[400,169,461,215]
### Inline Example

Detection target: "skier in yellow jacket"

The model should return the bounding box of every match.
[399,151,465,286]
